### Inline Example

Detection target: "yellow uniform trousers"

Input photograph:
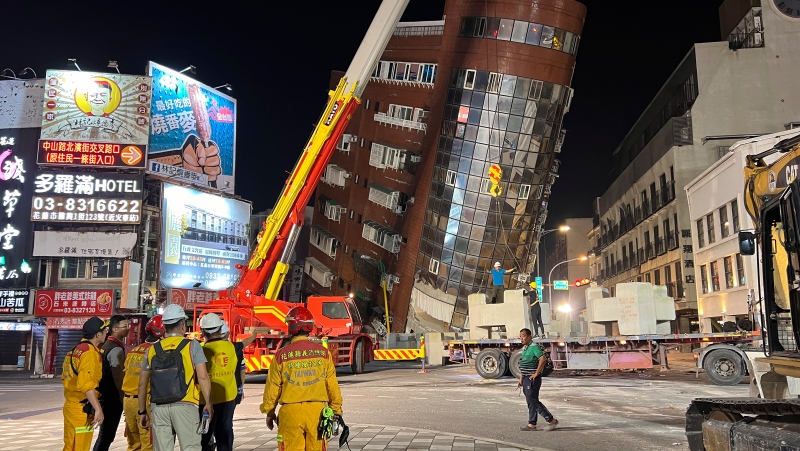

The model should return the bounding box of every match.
[123,396,152,451]
[62,402,94,451]
[277,401,327,451]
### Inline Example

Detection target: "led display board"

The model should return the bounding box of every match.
[160,183,250,290]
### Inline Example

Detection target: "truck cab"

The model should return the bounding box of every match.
[307,296,364,336]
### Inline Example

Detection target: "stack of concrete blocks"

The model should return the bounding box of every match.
[586,283,676,336]
[466,290,550,339]
[549,311,590,338]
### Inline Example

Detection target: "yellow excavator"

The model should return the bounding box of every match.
[686,131,800,451]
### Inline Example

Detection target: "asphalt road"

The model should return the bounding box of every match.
[0,357,749,451]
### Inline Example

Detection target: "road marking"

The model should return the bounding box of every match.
[410,397,427,400]
[447,399,464,402]
[481,401,500,404]
[377,396,393,398]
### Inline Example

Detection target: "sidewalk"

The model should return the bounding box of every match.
[0,418,543,451]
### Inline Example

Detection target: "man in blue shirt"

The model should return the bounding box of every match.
[489,262,515,303]
[517,328,558,431]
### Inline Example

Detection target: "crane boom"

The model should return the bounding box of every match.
[229,0,410,304]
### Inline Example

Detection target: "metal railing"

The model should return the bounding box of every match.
[374,113,428,132]
[667,231,679,250]
[394,24,445,37]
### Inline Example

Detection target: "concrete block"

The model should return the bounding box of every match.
[588,322,608,337]
[655,321,672,335]
[586,283,678,336]
[467,289,530,339]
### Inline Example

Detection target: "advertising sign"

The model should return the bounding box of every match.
[0,289,30,314]
[147,62,236,193]
[30,172,143,224]
[148,160,208,185]
[33,231,137,257]
[167,287,217,311]
[40,70,152,146]
[34,289,114,316]
[45,316,91,330]
[0,79,45,129]
[0,128,38,288]
[161,183,250,290]
[0,322,32,331]
[37,139,145,169]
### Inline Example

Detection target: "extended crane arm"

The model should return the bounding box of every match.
[231,0,410,302]
[743,134,800,232]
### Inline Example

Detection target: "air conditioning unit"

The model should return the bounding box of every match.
[410,155,422,163]
[407,196,415,204]
[348,135,358,142]
[394,206,404,215]
[754,16,762,32]
[390,274,400,284]
[343,172,352,179]
[754,32,763,46]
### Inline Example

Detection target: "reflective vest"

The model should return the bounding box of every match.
[122,341,155,396]
[201,339,238,404]
[62,340,103,404]
[146,336,200,405]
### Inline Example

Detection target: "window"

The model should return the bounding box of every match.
[700,265,709,294]
[322,302,350,319]
[519,184,531,199]
[540,26,555,48]
[724,256,734,288]
[526,23,542,45]
[731,199,740,233]
[445,170,457,186]
[349,210,354,220]
[710,261,720,292]
[706,213,716,244]
[487,72,502,94]
[474,17,486,37]
[645,273,651,283]
[719,206,729,238]
[696,219,705,248]
[60,258,123,280]
[464,69,476,90]
[736,253,745,285]
[511,20,528,43]
[364,99,370,110]
[528,80,543,100]
[654,268,661,285]
[60,258,86,279]
[429,258,440,274]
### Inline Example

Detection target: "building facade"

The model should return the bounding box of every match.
[685,129,800,332]
[592,0,800,334]
[308,0,587,333]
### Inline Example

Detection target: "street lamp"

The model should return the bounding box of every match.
[537,225,570,279]
[360,255,391,334]
[547,255,588,306]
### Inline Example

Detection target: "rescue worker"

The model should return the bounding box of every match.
[198,314,238,451]
[221,321,246,406]
[261,306,344,451]
[94,314,130,451]
[121,315,165,451]
[62,316,108,451]
[138,304,214,451]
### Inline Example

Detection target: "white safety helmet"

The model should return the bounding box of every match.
[494,262,501,268]
[220,321,230,339]
[199,313,224,333]
[162,304,188,325]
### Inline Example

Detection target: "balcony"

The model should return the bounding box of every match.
[643,199,651,218]
[665,281,685,299]
[637,248,645,264]
[634,206,643,224]
[622,257,630,271]
[646,245,655,260]
[374,113,427,133]
[656,237,666,256]
[615,261,622,274]
[393,21,444,37]
[667,230,679,250]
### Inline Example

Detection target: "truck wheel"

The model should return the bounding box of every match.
[351,340,365,374]
[475,349,507,379]
[509,350,522,379]
[703,349,744,386]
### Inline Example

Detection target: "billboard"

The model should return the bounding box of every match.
[0,79,45,129]
[37,139,145,169]
[0,289,30,315]
[147,62,236,193]
[33,231,137,257]
[167,287,217,311]
[160,183,250,290]
[40,70,152,146]
[34,289,114,316]
[0,128,39,288]
[30,172,143,224]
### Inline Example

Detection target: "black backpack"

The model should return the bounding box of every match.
[150,340,192,404]
[541,352,555,377]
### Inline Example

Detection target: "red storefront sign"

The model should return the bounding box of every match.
[37,140,146,169]
[168,288,218,311]
[34,289,114,316]
[45,316,93,330]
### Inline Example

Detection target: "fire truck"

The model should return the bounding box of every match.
[193,0,411,374]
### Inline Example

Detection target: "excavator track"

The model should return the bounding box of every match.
[686,398,800,451]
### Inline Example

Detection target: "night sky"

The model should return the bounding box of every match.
[2,0,723,226]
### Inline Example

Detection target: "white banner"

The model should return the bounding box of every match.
[33,231,137,257]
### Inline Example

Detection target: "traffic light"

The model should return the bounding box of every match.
[574,278,590,287]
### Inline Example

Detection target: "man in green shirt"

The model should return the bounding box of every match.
[517,328,558,431]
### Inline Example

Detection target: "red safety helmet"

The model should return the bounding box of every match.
[146,315,166,339]
[286,306,315,335]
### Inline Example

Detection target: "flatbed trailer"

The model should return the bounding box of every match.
[443,332,754,383]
